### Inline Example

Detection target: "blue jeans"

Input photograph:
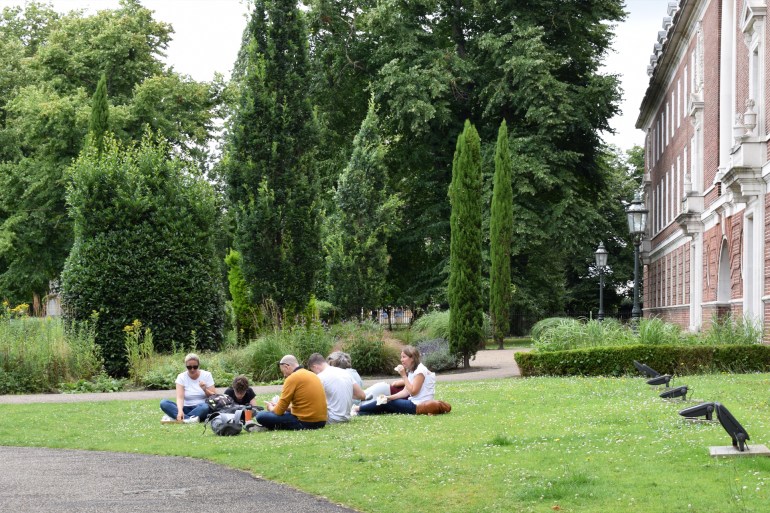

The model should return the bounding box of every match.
[358,398,416,415]
[255,411,326,431]
[160,399,210,422]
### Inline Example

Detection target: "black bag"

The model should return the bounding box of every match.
[207,409,243,436]
[205,393,234,413]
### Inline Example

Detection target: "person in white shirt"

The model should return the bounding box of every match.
[160,353,216,423]
[357,345,435,415]
[307,353,366,423]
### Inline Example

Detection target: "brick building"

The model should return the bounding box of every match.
[636,0,767,334]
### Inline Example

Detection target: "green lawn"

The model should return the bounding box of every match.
[2,374,770,512]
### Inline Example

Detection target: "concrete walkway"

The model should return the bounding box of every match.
[0,349,524,513]
[0,348,524,404]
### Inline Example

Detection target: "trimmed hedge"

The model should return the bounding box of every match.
[515,344,770,377]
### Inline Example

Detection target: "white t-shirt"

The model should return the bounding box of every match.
[408,363,435,405]
[317,365,354,423]
[175,370,214,407]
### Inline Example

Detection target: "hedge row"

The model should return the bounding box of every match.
[515,344,770,377]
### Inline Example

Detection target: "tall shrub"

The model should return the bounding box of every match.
[325,99,402,317]
[489,120,513,349]
[61,134,225,376]
[448,120,484,367]
[225,249,257,341]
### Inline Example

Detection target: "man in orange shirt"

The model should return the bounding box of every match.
[255,355,327,430]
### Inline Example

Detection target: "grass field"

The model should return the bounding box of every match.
[2,374,769,512]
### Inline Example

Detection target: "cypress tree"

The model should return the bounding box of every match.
[88,73,109,156]
[224,0,322,322]
[325,99,402,317]
[490,120,513,349]
[448,120,484,368]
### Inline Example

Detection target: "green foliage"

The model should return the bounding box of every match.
[61,134,225,377]
[489,120,513,347]
[531,316,756,352]
[415,338,457,372]
[58,372,126,394]
[342,331,400,375]
[224,249,257,342]
[448,120,484,367]
[412,310,450,340]
[223,0,322,319]
[0,2,219,304]
[0,314,102,394]
[702,314,765,345]
[123,319,154,386]
[88,72,109,155]
[325,99,402,317]
[516,344,770,377]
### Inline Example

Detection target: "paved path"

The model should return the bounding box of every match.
[0,348,524,513]
[0,348,524,405]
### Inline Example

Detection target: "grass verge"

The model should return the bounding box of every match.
[2,375,770,512]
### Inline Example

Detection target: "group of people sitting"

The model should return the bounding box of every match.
[160,345,451,431]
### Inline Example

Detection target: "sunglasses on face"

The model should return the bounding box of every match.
[186,365,199,370]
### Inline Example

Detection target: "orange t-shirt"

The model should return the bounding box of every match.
[273,368,327,422]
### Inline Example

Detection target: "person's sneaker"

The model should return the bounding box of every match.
[245,421,268,433]
[161,415,177,424]
[183,416,199,424]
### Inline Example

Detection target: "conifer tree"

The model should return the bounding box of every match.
[490,120,513,349]
[325,99,402,317]
[88,73,109,156]
[448,120,484,368]
[224,0,322,321]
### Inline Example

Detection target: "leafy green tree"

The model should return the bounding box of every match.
[489,120,513,348]
[223,0,322,320]
[306,0,625,314]
[88,73,109,156]
[0,2,219,305]
[62,134,224,376]
[325,99,402,317]
[448,120,484,368]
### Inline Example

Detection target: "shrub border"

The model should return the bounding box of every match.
[514,344,770,377]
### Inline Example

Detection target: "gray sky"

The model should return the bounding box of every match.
[1,0,672,151]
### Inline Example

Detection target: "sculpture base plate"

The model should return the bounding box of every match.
[709,444,770,458]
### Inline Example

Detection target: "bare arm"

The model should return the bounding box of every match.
[396,369,425,397]
[352,383,366,401]
[175,384,185,421]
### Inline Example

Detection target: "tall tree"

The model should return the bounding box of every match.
[0,2,219,305]
[88,73,109,156]
[307,0,625,314]
[325,99,402,317]
[448,120,484,368]
[223,0,322,320]
[489,120,513,349]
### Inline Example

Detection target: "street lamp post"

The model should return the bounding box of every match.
[595,241,608,322]
[625,192,649,323]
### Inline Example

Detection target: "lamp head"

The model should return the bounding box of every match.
[595,241,608,268]
[625,191,649,237]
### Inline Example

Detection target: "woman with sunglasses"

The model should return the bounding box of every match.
[160,353,216,423]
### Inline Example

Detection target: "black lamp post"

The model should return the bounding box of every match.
[595,241,608,322]
[625,192,648,322]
